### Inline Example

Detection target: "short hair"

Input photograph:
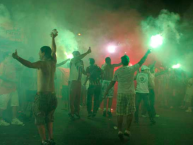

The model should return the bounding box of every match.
[72,51,80,56]
[89,58,95,65]
[121,55,130,66]
[40,46,52,58]
[105,57,111,63]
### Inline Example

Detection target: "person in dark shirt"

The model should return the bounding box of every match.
[84,58,102,118]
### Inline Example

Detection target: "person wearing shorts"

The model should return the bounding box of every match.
[0,53,23,126]
[101,57,121,117]
[12,30,59,145]
[33,93,57,125]
[104,50,151,139]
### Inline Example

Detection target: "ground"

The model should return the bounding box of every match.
[0,99,193,145]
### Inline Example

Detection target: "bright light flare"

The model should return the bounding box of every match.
[172,64,181,69]
[150,34,163,49]
[107,45,116,53]
[65,52,73,59]
[78,33,81,36]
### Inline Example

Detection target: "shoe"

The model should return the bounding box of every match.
[68,113,75,120]
[124,130,131,137]
[103,111,106,117]
[107,111,112,117]
[75,113,80,119]
[150,118,156,124]
[92,113,96,118]
[41,140,50,145]
[11,118,24,125]
[48,139,56,145]
[155,114,160,118]
[185,109,192,113]
[0,120,10,126]
[118,131,124,140]
[88,113,92,118]
[141,115,147,118]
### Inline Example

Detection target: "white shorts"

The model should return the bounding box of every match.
[0,91,19,110]
[101,80,114,98]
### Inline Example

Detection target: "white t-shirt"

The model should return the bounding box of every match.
[136,72,149,93]
[113,64,140,94]
[69,60,84,81]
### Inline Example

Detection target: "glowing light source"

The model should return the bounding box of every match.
[172,64,181,69]
[107,45,116,53]
[150,34,163,49]
[65,52,73,59]
[78,33,81,36]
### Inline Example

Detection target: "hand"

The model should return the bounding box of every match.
[87,47,91,54]
[12,50,19,59]
[51,29,58,38]
[146,49,152,54]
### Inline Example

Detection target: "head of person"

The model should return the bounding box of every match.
[39,46,52,60]
[141,65,150,73]
[121,55,130,66]
[105,57,111,65]
[89,58,95,66]
[72,51,80,58]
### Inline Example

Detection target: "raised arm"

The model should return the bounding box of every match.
[71,47,91,63]
[51,29,58,62]
[12,50,42,69]
[112,62,122,68]
[137,49,151,67]
[56,59,70,67]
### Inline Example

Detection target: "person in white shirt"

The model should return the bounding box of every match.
[135,65,156,124]
[104,49,151,140]
[68,48,91,120]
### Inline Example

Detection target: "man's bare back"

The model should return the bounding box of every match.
[37,60,56,92]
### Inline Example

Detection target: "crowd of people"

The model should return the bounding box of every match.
[0,29,193,145]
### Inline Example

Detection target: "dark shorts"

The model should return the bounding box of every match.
[33,92,57,125]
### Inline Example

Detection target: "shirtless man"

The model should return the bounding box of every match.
[101,57,121,117]
[12,30,58,145]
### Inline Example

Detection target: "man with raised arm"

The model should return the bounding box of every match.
[12,30,58,145]
[101,57,122,117]
[104,50,151,140]
[68,48,91,120]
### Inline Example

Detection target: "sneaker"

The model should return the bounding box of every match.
[103,111,106,117]
[88,113,92,118]
[41,140,49,145]
[75,113,80,119]
[0,120,10,126]
[141,115,147,118]
[107,111,112,117]
[68,113,75,120]
[150,118,156,124]
[118,131,124,140]
[11,118,24,125]
[48,139,56,145]
[124,130,131,137]
[92,113,96,118]
[185,109,192,113]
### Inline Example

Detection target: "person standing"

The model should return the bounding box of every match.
[68,48,91,120]
[104,50,151,140]
[85,58,102,118]
[101,57,121,117]
[135,65,156,124]
[12,29,58,145]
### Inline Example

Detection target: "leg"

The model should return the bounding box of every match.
[12,106,17,119]
[134,93,142,123]
[87,86,94,115]
[108,98,113,111]
[149,89,156,117]
[126,114,133,131]
[74,82,81,115]
[117,115,124,132]
[69,81,76,115]
[93,86,101,114]
[37,125,46,141]
[141,101,147,116]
